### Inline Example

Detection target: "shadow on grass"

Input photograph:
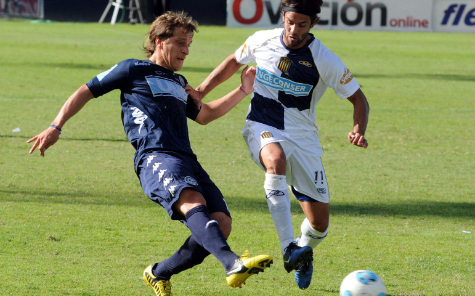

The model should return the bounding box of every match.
[354,72,475,82]
[31,62,109,70]
[0,189,150,208]
[7,62,221,74]
[227,197,475,219]
[3,187,474,219]
[0,134,128,142]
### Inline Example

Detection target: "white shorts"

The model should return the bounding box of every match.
[242,120,329,203]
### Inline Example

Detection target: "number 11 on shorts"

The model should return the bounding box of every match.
[314,171,324,185]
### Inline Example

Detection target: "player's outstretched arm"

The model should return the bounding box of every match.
[347,88,370,148]
[27,84,94,157]
[195,53,244,100]
[189,66,255,125]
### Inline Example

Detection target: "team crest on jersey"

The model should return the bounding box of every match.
[299,61,312,67]
[261,131,273,139]
[340,68,354,85]
[278,57,291,73]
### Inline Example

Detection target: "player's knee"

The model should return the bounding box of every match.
[263,154,286,174]
[309,217,329,233]
[211,212,232,238]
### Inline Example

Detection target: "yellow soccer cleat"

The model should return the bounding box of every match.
[226,250,273,288]
[143,264,172,296]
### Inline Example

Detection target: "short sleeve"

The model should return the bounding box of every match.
[86,60,130,98]
[314,44,360,99]
[185,96,201,121]
[235,34,257,65]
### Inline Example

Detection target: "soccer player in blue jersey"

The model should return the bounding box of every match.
[196,0,370,290]
[27,11,272,296]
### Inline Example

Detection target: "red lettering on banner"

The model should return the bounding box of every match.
[233,0,264,24]
[390,17,429,28]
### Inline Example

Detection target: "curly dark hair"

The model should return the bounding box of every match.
[142,11,198,58]
[281,0,323,22]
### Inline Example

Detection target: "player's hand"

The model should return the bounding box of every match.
[27,127,61,157]
[348,131,368,148]
[184,84,203,110]
[240,65,256,95]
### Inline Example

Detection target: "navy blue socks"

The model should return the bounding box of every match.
[153,205,239,279]
[185,205,239,270]
[152,235,210,280]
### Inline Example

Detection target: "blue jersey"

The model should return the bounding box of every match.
[86,59,200,170]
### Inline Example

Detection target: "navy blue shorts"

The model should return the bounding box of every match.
[136,151,231,221]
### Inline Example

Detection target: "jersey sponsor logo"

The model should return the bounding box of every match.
[130,107,148,134]
[184,176,198,186]
[145,76,187,103]
[260,131,274,139]
[256,67,312,97]
[97,64,118,81]
[278,57,291,73]
[299,61,312,68]
[340,68,354,85]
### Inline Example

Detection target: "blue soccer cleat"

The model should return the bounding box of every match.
[283,242,313,273]
[295,260,314,289]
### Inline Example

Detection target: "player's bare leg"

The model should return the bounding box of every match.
[298,200,329,248]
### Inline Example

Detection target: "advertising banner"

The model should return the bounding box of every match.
[0,0,43,18]
[227,0,474,32]
[433,0,475,32]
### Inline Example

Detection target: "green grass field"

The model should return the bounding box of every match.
[1,19,474,295]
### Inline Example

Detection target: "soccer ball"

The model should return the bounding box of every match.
[340,270,386,296]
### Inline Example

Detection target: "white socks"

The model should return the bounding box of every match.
[264,173,295,255]
[298,217,328,249]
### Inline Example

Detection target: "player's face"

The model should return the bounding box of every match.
[282,12,315,49]
[158,27,193,72]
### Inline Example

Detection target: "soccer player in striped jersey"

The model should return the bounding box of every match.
[196,0,370,290]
